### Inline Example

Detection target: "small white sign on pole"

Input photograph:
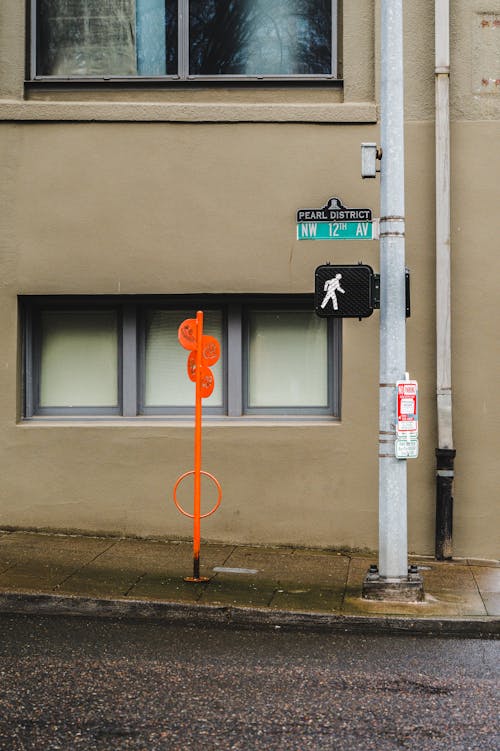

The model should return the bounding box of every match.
[395,377,419,459]
[395,437,419,459]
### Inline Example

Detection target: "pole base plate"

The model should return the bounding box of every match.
[362,572,424,602]
[184,576,210,583]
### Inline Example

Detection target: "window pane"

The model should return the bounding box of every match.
[189,0,332,76]
[39,310,118,407]
[247,311,328,408]
[36,0,178,77]
[137,0,178,75]
[144,310,223,408]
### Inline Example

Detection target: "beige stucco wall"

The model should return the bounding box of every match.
[0,120,437,556]
[450,121,500,558]
[450,0,500,121]
[0,0,498,559]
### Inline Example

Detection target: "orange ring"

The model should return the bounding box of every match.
[173,470,222,519]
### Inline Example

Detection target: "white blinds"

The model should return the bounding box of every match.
[247,311,328,408]
[40,310,118,407]
[144,310,223,408]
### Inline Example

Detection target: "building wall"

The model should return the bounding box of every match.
[448,1,500,558]
[0,1,498,558]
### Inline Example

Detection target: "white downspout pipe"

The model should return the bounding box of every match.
[435,0,455,559]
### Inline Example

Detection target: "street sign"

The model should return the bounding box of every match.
[297,196,376,241]
[297,221,375,240]
[396,379,418,437]
[315,264,374,318]
[297,196,372,223]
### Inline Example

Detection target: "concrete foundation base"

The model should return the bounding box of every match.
[362,567,425,602]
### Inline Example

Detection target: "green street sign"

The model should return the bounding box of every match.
[297,221,375,240]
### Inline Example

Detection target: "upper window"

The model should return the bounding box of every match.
[32,0,337,80]
[22,296,341,419]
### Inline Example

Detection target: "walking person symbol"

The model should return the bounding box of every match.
[321,274,345,311]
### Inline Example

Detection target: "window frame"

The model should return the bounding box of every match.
[22,295,341,420]
[29,0,339,82]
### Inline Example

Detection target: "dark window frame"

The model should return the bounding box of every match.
[29,0,339,82]
[21,295,342,420]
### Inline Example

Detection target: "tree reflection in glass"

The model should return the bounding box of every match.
[189,0,332,76]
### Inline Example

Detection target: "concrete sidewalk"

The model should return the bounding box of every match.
[0,530,498,636]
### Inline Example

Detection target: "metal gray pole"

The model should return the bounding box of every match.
[378,0,407,580]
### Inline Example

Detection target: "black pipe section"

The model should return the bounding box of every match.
[435,448,456,560]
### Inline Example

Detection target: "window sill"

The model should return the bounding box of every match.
[0,99,377,123]
[19,416,341,427]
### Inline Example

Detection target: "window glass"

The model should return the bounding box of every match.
[144,309,223,408]
[189,0,332,76]
[137,0,168,75]
[39,310,118,407]
[35,0,332,78]
[24,298,338,418]
[37,0,138,76]
[36,0,178,77]
[247,310,328,408]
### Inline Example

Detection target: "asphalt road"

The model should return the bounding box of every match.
[0,614,498,751]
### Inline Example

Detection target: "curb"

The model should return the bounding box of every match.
[0,592,499,638]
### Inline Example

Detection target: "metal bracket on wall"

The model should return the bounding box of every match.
[371,273,381,310]
[371,269,411,318]
[405,268,411,318]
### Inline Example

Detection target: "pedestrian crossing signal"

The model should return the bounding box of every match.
[315,264,374,318]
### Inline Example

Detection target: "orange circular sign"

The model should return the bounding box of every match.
[178,318,198,350]
[200,367,215,398]
[186,353,215,398]
[187,351,197,383]
[201,335,220,366]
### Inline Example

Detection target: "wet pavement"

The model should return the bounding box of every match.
[0,614,498,750]
[0,530,498,635]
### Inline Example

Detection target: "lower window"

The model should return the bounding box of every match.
[22,296,341,418]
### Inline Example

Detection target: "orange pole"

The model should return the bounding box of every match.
[193,310,203,580]
[174,310,221,582]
